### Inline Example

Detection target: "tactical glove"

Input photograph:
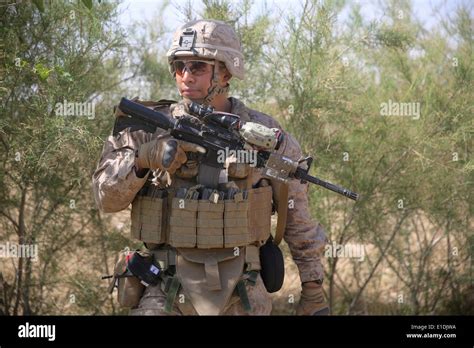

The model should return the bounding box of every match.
[296,281,329,315]
[227,162,251,178]
[136,136,205,174]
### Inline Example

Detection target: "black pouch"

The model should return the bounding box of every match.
[127,251,161,287]
[259,236,285,293]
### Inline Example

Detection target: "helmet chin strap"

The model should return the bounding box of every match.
[203,60,229,105]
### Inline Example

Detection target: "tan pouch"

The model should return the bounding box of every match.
[169,197,198,248]
[197,200,224,248]
[176,247,245,315]
[245,244,261,271]
[110,249,145,308]
[248,186,273,243]
[117,275,144,308]
[130,195,142,240]
[131,195,166,244]
[224,192,249,248]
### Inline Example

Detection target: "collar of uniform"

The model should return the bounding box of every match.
[228,97,251,123]
[170,101,190,118]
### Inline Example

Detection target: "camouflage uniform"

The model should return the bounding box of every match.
[92,19,327,315]
[93,97,326,315]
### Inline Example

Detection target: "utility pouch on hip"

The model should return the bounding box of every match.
[108,248,146,308]
[127,251,161,287]
[117,273,144,308]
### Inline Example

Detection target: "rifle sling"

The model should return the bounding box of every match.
[274,183,289,246]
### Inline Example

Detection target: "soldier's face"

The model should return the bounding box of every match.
[174,59,214,100]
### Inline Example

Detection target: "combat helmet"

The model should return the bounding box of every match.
[167,19,244,104]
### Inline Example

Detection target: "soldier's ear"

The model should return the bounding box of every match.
[223,72,232,83]
[219,63,232,83]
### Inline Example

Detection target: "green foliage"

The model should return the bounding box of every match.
[268,0,472,314]
[0,0,471,315]
[0,1,129,315]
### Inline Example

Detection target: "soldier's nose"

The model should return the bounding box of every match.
[182,69,195,83]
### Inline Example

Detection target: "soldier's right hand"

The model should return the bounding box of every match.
[136,136,206,174]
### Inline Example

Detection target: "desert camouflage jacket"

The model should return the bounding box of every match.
[92,97,327,282]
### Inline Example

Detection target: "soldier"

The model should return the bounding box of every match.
[93,19,328,316]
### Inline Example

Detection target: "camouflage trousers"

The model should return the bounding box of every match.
[130,273,272,315]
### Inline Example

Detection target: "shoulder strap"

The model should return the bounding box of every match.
[274,183,289,246]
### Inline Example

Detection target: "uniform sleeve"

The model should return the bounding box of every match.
[271,132,328,283]
[92,127,153,213]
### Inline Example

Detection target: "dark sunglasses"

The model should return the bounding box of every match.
[173,60,214,76]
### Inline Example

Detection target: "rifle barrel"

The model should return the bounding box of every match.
[296,169,359,201]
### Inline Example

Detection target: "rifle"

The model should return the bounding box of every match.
[115,98,359,201]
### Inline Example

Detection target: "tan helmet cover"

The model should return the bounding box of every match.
[167,19,245,80]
